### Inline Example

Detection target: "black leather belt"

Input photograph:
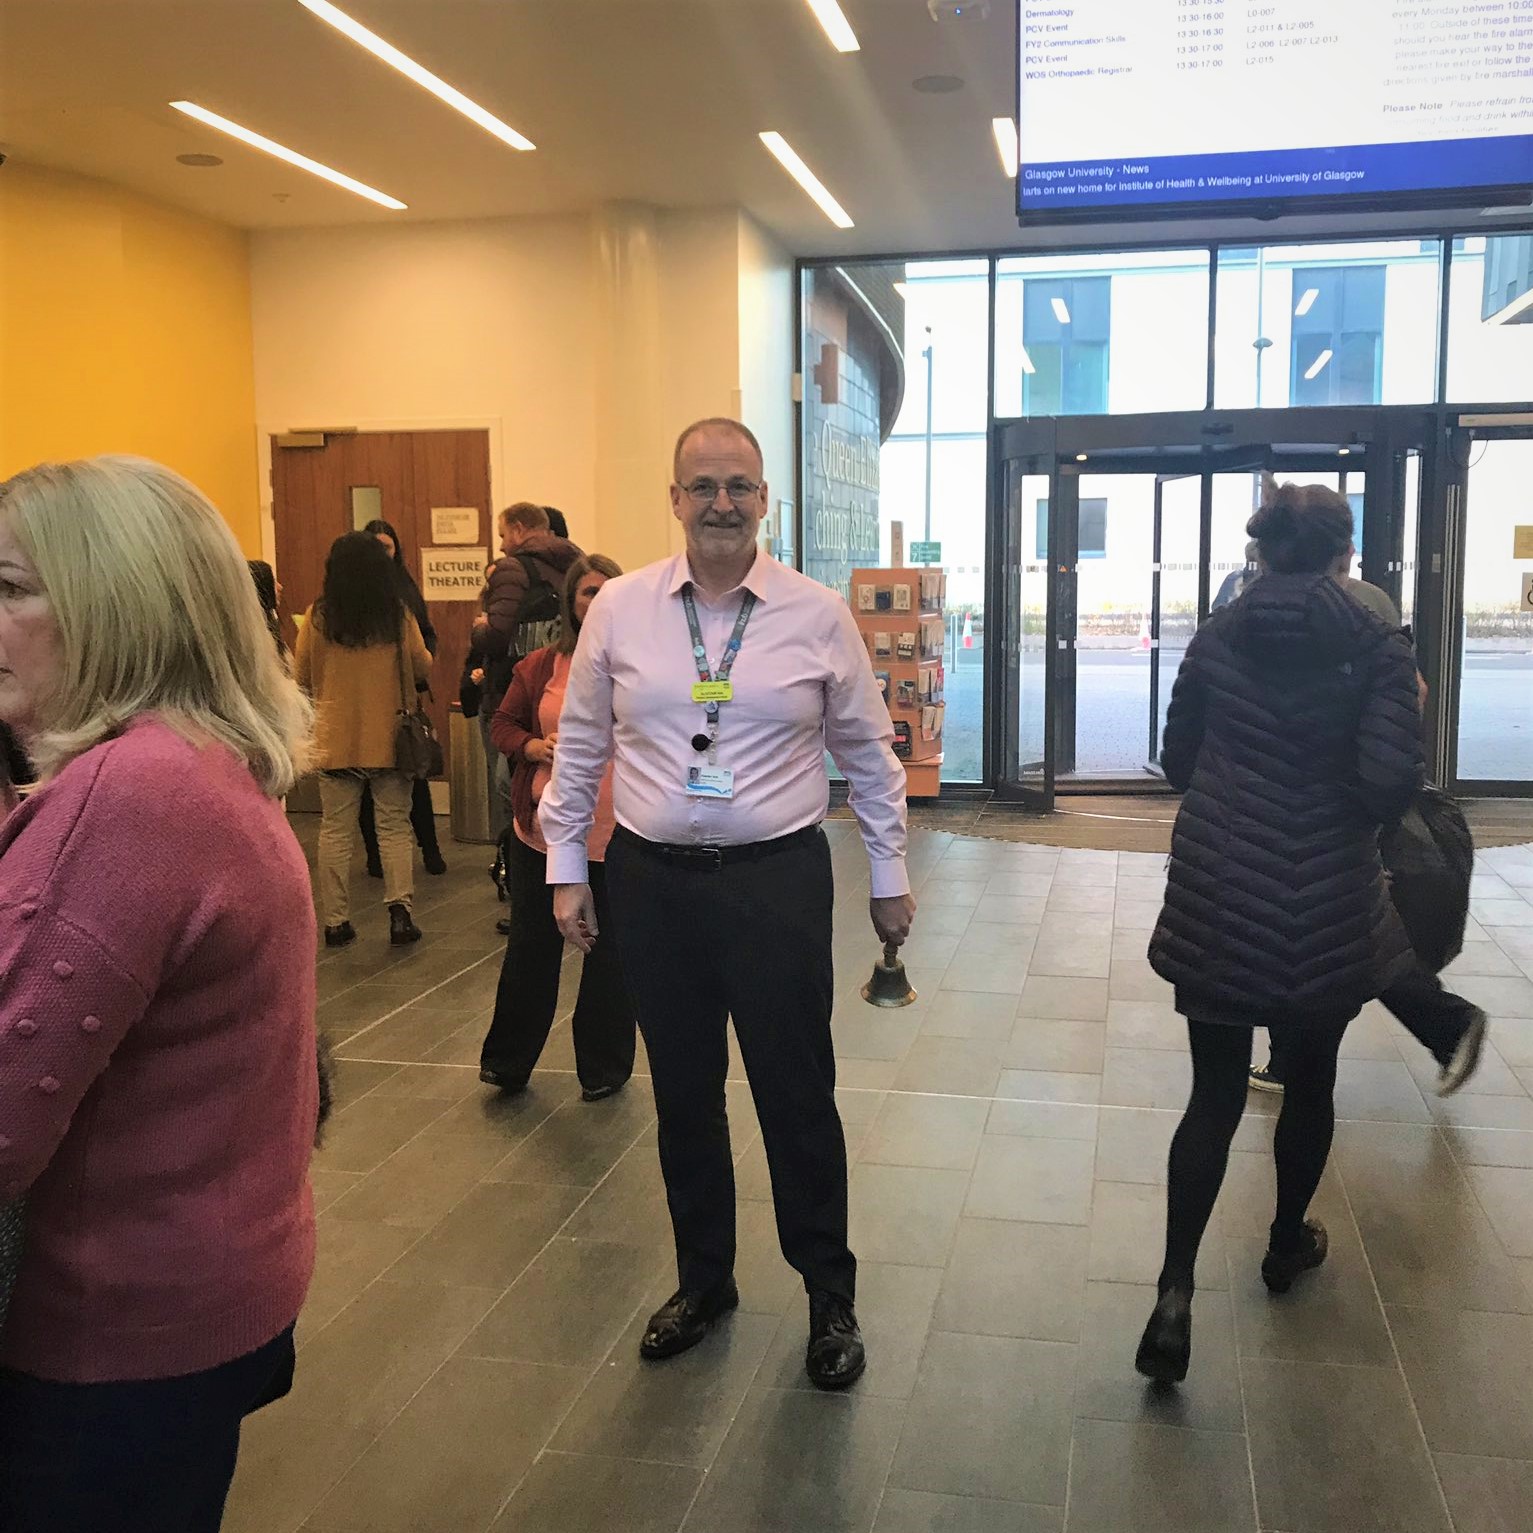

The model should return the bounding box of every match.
[610,823,821,870]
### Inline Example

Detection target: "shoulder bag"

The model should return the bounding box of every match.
[393,629,444,780]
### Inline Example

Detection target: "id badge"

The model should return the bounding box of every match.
[684,765,735,799]
[692,680,734,704]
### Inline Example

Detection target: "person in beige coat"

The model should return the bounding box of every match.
[295,532,430,948]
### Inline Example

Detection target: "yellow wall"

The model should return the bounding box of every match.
[0,163,261,550]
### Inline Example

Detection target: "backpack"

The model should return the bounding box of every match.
[509,552,562,662]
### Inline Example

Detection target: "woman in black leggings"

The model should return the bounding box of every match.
[1138,484,1425,1383]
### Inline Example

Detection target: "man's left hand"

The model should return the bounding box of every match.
[870,893,917,947]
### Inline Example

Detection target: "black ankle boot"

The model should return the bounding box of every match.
[1262,1219,1328,1294]
[389,903,422,946]
[1135,1287,1192,1384]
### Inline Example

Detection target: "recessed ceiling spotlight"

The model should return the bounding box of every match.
[912,74,965,94]
[176,152,224,167]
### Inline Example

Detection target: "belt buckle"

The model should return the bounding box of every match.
[698,845,724,870]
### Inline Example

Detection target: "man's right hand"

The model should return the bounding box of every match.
[553,883,597,953]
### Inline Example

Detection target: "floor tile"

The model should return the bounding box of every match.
[1104,1001,1186,1051]
[888,1331,1075,1505]
[892,1036,1007,1096]
[1243,1358,1451,1533]
[872,1489,1062,1533]
[681,1387,907,1533]
[1463,1163,1533,1256]
[984,1099,1100,1140]
[298,1219,421,1337]
[292,1279,501,1436]
[934,1219,1088,1342]
[1017,976,1110,1022]
[548,1311,777,1466]
[1089,1180,1227,1291]
[963,1136,1096,1225]
[1433,1452,1533,1533]
[861,1093,990,1171]
[1063,1418,1256,1533]
[915,991,1020,1041]
[850,1163,971,1266]
[1388,1305,1533,1458]
[223,1401,375,1533]
[994,1069,1102,1105]
[306,1357,586,1533]
[1002,1018,1106,1074]
[1099,1047,1193,1110]
[386,1180,586,1288]
[1092,1107,1175,1185]
[490,1451,702,1533]
[465,1232,666,1364]
[755,1261,943,1399]
[1073,1282,1245,1434]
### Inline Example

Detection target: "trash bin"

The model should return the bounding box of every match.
[449,703,494,845]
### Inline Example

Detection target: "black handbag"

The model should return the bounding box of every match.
[393,634,444,781]
[0,1196,21,1331]
[1381,784,1475,974]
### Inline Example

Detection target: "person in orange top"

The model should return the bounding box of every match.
[480,555,635,1099]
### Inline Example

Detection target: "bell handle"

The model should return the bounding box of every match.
[882,940,900,966]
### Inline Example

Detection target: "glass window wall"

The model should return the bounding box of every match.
[1446,236,1533,402]
[1214,240,1441,409]
[995,250,1211,418]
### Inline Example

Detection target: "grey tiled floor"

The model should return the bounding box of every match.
[226,819,1533,1533]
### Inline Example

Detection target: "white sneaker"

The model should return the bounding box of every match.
[1437,1011,1488,1098]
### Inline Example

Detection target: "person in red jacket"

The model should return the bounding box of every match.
[471,503,582,853]
[0,456,318,1532]
[479,555,635,1099]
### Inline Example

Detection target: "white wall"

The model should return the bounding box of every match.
[251,212,596,542]
[250,204,797,574]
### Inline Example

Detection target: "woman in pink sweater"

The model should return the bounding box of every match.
[0,457,319,1531]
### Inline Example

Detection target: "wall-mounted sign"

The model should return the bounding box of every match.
[431,507,480,545]
[891,521,904,569]
[1515,526,1533,560]
[1522,572,1533,612]
[910,541,942,564]
[422,546,489,602]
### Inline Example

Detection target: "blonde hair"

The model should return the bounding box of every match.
[0,456,313,795]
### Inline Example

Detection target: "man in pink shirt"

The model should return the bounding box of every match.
[542,417,915,1390]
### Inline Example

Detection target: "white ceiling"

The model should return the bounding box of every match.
[1,0,1526,256]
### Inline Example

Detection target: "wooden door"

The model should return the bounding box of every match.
[270,429,493,780]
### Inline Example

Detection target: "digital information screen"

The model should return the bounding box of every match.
[1017,1,1533,220]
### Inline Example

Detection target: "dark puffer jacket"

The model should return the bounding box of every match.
[1149,573,1424,1025]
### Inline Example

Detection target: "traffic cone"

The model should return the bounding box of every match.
[962,612,974,650]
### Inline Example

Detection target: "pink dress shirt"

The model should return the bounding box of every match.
[539,551,909,897]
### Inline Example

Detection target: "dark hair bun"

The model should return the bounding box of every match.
[1247,484,1353,575]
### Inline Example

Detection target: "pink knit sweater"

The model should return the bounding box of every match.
[0,718,317,1383]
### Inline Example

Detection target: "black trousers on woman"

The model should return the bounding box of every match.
[0,1326,294,1533]
[359,776,442,870]
[480,834,635,1093]
[1160,1018,1349,1294]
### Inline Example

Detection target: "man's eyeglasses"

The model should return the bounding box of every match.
[679,477,761,507]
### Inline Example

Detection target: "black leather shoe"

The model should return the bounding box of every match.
[388,903,422,946]
[1135,1287,1192,1384]
[581,1082,625,1102]
[496,916,512,937]
[806,1291,866,1390]
[1262,1219,1328,1294]
[639,1281,739,1361]
[423,851,448,876]
[323,921,356,948]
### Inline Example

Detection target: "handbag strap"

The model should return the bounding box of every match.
[395,618,414,714]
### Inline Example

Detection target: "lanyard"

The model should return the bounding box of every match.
[682,585,756,760]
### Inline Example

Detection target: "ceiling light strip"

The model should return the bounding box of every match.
[1294,286,1320,317]
[169,100,406,208]
[759,132,854,229]
[297,0,535,151]
[804,0,861,52]
[991,117,1018,178]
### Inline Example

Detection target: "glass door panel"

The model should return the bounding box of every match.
[998,452,1056,806]
[1455,439,1533,785]
[1154,476,1202,764]
[1072,472,1156,777]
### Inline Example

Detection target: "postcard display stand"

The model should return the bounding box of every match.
[850,566,945,798]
